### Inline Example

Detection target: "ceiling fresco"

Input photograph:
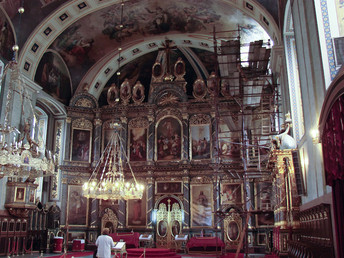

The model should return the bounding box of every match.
[0,0,278,106]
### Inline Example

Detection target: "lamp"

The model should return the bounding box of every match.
[82,122,144,200]
[0,62,56,179]
[310,128,319,144]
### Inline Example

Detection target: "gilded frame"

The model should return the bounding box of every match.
[220,183,243,205]
[14,187,26,202]
[67,185,88,227]
[126,187,147,228]
[190,184,213,228]
[155,116,182,161]
[155,181,183,194]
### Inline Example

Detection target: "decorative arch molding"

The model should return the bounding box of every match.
[36,91,67,117]
[148,83,188,105]
[17,0,281,100]
[69,92,99,109]
[153,194,184,211]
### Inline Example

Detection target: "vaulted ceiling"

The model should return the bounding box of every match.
[0,0,282,109]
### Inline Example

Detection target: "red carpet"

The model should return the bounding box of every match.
[127,248,181,258]
[44,251,94,258]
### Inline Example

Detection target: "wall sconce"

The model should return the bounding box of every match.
[310,129,320,144]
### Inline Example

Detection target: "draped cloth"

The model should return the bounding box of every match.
[322,95,344,258]
[322,95,344,185]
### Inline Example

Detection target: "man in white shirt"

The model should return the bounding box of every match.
[96,228,115,258]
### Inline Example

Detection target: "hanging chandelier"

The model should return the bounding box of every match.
[0,62,56,179]
[82,123,144,200]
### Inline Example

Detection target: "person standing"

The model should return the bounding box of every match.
[95,228,115,258]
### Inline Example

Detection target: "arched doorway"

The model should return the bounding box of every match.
[154,195,183,248]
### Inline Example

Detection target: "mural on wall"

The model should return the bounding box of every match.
[0,9,15,61]
[35,51,72,105]
[156,116,181,161]
[47,0,270,92]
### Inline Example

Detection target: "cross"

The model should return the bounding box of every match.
[159,39,177,80]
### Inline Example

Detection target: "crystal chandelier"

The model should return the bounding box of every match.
[82,123,144,200]
[0,62,56,178]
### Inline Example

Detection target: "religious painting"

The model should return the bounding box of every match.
[34,51,72,105]
[256,211,274,228]
[29,189,36,203]
[171,220,181,237]
[190,124,211,160]
[156,117,182,161]
[219,123,241,160]
[207,72,217,95]
[71,129,91,162]
[132,81,145,104]
[129,127,147,161]
[0,10,15,61]
[221,183,242,205]
[67,185,88,226]
[102,128,114,151]
[256,182,272,210]
[227,220,240,241]
[192,79,207,100]
[14,187,26,202]
[127,188,147,227]
[191,184,213,227]
[107,83,119,106]
[155,181,183,194]
[157,220,167,237]
[120,79,131,104]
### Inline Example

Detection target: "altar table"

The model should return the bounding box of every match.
[109,232,140,248]
[186,236,225,253]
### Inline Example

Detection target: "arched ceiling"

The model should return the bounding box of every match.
[0,0,281,107]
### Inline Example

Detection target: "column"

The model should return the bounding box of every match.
[147,114,155,164]
[182,172,190,229]
[64,117,72,160]
[146,174,154,229]
[182,113,189,162]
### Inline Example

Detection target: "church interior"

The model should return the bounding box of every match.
[0,0,343,257]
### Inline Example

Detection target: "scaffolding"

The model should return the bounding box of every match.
[211,27,280,256]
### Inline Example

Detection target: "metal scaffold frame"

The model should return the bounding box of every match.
[210,26,280,256]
